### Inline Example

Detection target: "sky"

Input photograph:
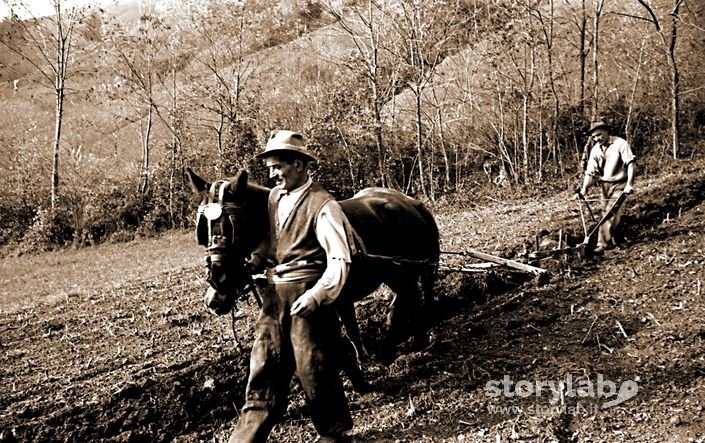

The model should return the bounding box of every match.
[0,0,239,20]
[0,0,120,19]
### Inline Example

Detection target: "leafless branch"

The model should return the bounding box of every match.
[636,0,662,31]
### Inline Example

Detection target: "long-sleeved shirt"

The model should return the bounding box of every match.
[274,177,351,306]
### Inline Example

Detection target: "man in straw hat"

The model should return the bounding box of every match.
[576,120,636,254]
[229,130,354,443]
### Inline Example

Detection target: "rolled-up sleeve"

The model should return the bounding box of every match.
[585,147,603,178]
[304,200,352,306]
[619,141,636,166]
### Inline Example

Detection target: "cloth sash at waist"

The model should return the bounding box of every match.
[266,260,325,283]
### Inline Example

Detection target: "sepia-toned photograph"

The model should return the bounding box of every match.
[1,0,704,441]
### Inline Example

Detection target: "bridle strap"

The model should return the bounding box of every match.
[208,180,224,204]
[200,181,250,297]
[218,181,228,204]
[208,253,229,262]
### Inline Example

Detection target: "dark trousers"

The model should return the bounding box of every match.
[229,281,353,443]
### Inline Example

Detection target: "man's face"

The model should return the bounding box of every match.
[591,128,609,145]
[265,155,308,191]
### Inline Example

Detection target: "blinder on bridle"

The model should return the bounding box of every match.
[196,180,253,303]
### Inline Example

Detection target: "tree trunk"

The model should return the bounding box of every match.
[668,1,680,159]
[216,102,225,173]
[437,108,451,192]
[579,0,587,115]
[625,39,646,144]
[544,0,561,176]
[590,0,605,120]
[370,23,386,187]
[522,94,529,182]
[636,0,682,159]
[372,89,386,187]
[415,87,428,198]
[168,64,177,228]
[538,101,544,182]
[138,105,153,194]
[169,138,177,228]
[51,81,64,211]
[51,0,70,212]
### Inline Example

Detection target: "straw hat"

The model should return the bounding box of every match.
[255,130,318,162]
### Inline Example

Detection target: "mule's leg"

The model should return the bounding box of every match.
[337,299,368,362]
[420,262,438,307]
[336,262,381,364]
[382,274,421,363]
[334,299,371,393]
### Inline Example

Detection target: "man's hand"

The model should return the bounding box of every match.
[245,254,264,274]
[291,293,318,317]
[623,184,635,195]
[574,189,585,200]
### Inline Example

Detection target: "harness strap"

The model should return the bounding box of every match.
[346,223,367,259]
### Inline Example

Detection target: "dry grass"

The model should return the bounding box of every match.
[0,167,680,315]
[0,230,203,314]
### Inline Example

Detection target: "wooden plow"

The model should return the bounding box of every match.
[438,249,548,276]
[524,192,628,264]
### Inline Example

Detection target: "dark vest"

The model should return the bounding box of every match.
[268,183,332,270]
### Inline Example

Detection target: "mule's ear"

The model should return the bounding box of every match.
[186,167,209,194]
[230,170,249,193]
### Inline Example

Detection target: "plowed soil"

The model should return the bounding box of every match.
[1,162,704,442]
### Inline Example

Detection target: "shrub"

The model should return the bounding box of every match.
[19,208,74,255]
[0,195,34,246]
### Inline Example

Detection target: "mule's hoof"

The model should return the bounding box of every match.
[351,376,372,394]
[342,365,372,393]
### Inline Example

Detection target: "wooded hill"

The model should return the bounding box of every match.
[0,0,703,252]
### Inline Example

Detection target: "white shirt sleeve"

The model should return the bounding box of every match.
[303,200,352,306]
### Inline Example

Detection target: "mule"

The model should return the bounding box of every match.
[186,167,440,364]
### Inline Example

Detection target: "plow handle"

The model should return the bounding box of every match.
[583,192,628,244]
[576,190,597,222]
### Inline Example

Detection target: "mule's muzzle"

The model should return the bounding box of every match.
[204,286,235,316]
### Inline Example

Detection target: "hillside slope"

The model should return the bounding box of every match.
[0,159,703,442]
[1,0,343,168]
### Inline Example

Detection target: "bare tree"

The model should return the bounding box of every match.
[579,0,589,114]
[0,0,88,211]
[624,36,648,144]
[103,9,163,194]
[105,6,190,209]
[429,83,452,191]
[322,0,402,188]
[385,0,464,199]
[187,1,258,174]
[527,0,563,178]
[590,0,607,120]
[637,0,683,159]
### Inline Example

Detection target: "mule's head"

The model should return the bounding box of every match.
[186,167,269,315]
